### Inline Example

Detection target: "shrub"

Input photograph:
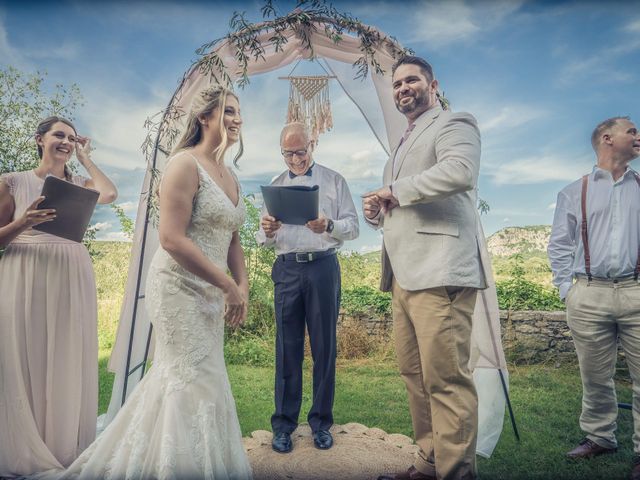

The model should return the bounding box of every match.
[496,278,564,311]
[224,331,274,367]
[341,285,391,316]
[336,317,378,359]
[496,254,563,311]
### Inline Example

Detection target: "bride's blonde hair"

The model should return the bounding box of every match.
[172,85,243,167]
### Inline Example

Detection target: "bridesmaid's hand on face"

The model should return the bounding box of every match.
[19,196,56,228]
[75,136,93,166]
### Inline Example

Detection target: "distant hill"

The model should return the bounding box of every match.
[355,225,554,259]
[487,225,551,257]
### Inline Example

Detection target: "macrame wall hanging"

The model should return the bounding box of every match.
[281,75,335,141]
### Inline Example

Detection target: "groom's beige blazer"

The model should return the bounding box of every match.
[371,105,487,292]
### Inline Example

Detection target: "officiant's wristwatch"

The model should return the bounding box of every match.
[325,219,334,234]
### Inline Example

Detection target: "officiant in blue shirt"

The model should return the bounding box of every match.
[256,122,359,453]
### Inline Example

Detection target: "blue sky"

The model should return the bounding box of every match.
[1,0,639,253]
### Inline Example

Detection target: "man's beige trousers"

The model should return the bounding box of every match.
[392,279,478,480]
[566,276,640,452]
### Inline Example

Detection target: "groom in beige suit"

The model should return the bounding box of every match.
[364,56,485,480]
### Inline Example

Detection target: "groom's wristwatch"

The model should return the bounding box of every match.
[326,219,334,234]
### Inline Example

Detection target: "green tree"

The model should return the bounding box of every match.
[0,66,83,175]
[0,66,94,254]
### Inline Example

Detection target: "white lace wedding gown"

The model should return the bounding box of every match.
[42,160,253,480]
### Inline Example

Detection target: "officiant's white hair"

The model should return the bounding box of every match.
[280,122,310,145]
[280,122,319,151]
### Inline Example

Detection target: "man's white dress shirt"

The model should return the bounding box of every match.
[548,166,640,299]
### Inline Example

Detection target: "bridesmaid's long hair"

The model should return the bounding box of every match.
[172,85,243,168]
[36,116,75,182]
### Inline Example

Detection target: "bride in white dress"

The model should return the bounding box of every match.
[41,86,253,480]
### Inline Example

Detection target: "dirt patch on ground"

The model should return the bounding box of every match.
[244,423,417,480]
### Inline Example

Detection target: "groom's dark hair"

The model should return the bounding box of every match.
[392,55,434,83]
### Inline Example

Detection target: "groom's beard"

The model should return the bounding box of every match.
[395,91,429,115]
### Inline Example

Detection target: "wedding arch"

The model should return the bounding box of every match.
[104,3,513,457]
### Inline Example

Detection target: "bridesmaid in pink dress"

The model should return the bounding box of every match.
[0,116,118,477]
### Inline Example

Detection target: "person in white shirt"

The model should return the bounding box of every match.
[548,116,640,478]
[256,122,359,454]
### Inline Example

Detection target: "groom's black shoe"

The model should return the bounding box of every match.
[272,432,293,453]
[313,429,333,450]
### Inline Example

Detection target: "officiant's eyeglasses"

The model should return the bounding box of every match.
[281,148,309,159]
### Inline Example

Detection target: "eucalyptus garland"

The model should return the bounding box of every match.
[195,0,411,88]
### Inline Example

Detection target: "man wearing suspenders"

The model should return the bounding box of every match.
[548,116,640,478]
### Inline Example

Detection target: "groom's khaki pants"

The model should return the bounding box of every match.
[566,276,640,452]
[392,279,478,480]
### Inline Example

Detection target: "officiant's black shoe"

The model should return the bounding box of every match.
[272,432,292,453]
[313,429,333,450]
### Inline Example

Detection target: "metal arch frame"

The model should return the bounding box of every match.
[117,23,519,450]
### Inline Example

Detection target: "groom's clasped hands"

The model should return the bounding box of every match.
[362,185,398,218]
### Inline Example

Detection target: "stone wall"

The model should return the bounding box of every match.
[339,311,394,338]
[499,310,575,363]
[340,310,580,362]
[341,309,632,364]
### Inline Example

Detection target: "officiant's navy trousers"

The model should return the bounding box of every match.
[271,253,340,434]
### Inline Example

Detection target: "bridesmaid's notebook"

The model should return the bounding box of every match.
[33,175,100,242]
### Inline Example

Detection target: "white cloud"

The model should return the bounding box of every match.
[487,154,590,185]
[74,2,232,44]
[0,12,80,67]
[92,221,112,231]
[557,17,640,86]
[478,104,547,132]
[78,94,163,171]
[117,201,138,213]
[408,0,525,47]
[624,18,640,33]
[359,244,381,254]
[558,56,634,85]
[98,231,131,242]
[0,13,27,69]
[547,202,556,210]
[410,1,479,46]
[25,41,81,61]
[320,146,387,181]
[503,217,510,223]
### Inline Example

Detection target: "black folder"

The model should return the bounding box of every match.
[260,184,319,225]
[33,175,100,243]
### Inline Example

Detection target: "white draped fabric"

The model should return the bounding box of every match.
[104,23,508,457]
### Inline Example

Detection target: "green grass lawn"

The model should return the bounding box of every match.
[93,241,636,479]
[98,356,635,479]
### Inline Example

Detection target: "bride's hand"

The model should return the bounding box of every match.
[223,280,246,328]
[238,283,249,326]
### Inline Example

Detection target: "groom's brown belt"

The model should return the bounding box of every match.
[279,248,336,263]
